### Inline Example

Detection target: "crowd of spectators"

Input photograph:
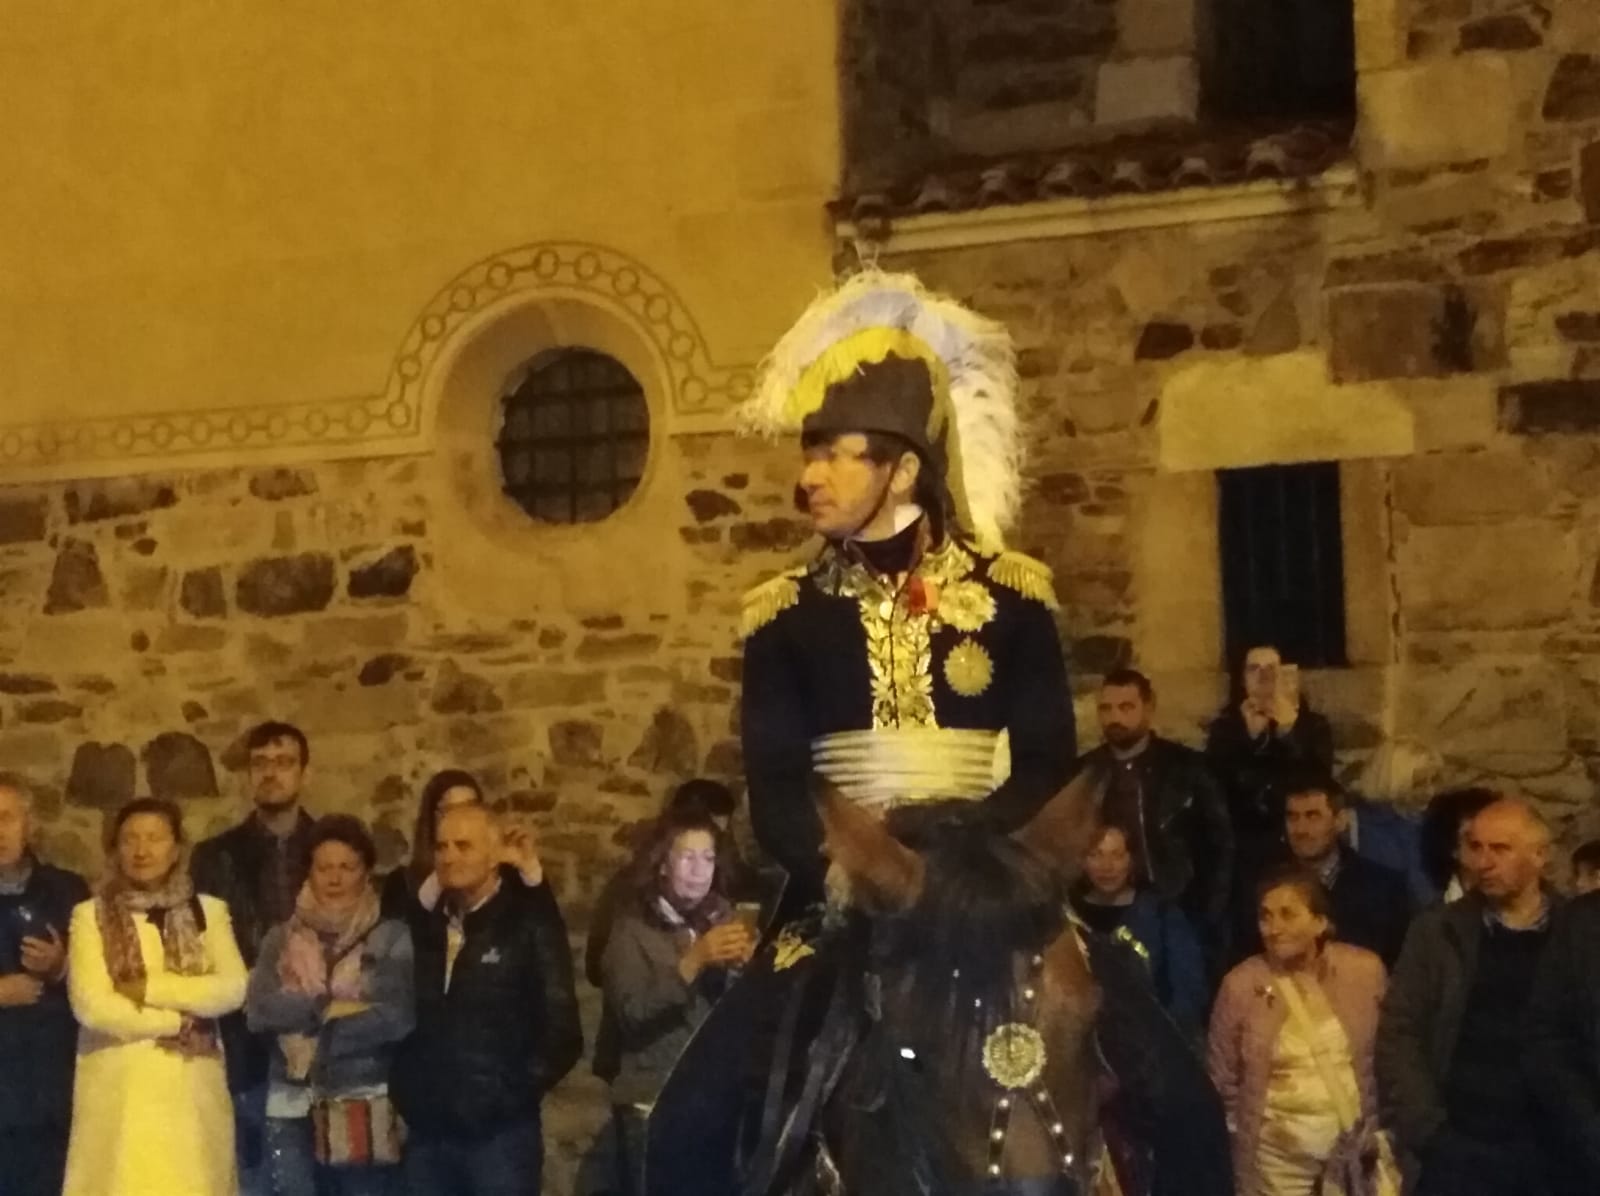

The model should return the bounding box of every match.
[9,660,1600,1196]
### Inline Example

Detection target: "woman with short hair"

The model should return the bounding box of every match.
[1071,820,1209,1039]
[63,798,248,1196]
[247,814,414,1196]
[1207,866,1389,1196]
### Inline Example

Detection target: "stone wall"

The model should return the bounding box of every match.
[0,433,800,1191]
[883,0,1600,846]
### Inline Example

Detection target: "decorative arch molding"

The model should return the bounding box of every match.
[0,241,754,482]
[400,242,755,431]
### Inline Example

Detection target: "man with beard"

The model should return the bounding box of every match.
[1075,668,1233,967]
[192,719,317,1195]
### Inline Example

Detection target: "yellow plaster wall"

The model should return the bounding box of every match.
[0,2,839,466]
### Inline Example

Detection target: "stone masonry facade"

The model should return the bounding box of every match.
[5,1,1600,1191]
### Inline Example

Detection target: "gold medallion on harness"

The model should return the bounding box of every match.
[982,1022,1047,1090]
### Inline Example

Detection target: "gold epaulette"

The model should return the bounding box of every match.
[988,550,1059,610]
[739,569,803,638]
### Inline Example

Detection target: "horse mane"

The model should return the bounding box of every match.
[880,801,1068,1046]
[832,801,1072,1195]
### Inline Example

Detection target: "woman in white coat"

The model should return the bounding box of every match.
[63,797,249,1196]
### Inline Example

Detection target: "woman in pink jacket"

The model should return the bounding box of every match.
[1208,864,1388,1196]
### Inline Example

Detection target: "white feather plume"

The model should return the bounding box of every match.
[742,270,1022,549]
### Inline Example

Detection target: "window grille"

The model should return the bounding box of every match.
[1217,462,1347,669]
[497,349,649,524]
[1205,0,1356,121]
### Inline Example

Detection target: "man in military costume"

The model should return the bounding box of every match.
[646,271,1078,1195]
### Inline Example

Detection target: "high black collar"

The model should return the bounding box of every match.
[844,514,926,577]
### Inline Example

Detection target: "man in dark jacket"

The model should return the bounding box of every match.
[1076,668,1233,962]
[1276,775,1411,967]
[1525,891,1600,1188]
[190,719,318,1191]
[0,772,90,1196]
[1377,797,1567,1196]
[395,803,582,1195]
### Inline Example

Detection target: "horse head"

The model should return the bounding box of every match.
[815,773,1105,1195]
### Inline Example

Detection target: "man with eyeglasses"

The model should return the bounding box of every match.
[193,719,318,1196]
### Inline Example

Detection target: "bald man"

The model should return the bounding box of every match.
[392,805,582,1196]
[1377,798,1569,1195]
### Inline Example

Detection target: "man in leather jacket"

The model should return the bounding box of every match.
[1075,668,1233,968]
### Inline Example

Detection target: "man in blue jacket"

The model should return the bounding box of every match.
[0,772,90,1196]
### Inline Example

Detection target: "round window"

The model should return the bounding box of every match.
[496,348,650,524]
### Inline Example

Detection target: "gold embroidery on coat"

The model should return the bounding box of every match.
[740,571,802,638]
[936,579,997,632]
[943,638,994,697]
[989,551,1059,610]
[811,539,981,729]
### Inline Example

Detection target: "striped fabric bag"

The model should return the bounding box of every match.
[311,1094,406,1167]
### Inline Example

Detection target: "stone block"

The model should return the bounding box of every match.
[180,568,227,619]
[1556,312,1600,343]
[20,699,81,724]
[248,469,318,501]
[0,673,56,694]
[1499,380,1600,434]
[627,707,699,775]
[1360,57,1512,169]
[729,518,811,553]
[1328,285,1505,383]
[1403,520,1577,630]
[358,654,411,687]
[44,539,109,614]
[1392,452,1553,525]
[549,720,604,766]
[66,741,137,809]
[1459,14,1543,52]
[348,546,419,600]
[1134,321,1195,361]
[0,497,48,545]
[1159,351,1415,471]
[1544,54,1600,122]
[236,554,336,617]
[63,478,177,524]
[430,660,503,715]
[1116,0,1196,56]
[575,633,663,663]
[1094,55,1198,125]
[141,732,219,801]
[507,669,607,708]
[1581,141,1600,224]
[685,490,741,523]
[1395,661,1568,756]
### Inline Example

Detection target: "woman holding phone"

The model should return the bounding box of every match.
[1207,644,1335,964]
[601,803,755,1195]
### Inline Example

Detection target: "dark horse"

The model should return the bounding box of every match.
[647,775,1233,1196]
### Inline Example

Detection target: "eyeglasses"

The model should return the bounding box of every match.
[249,754,302,772]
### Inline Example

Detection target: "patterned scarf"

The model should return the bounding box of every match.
[96,867,210,983]
[97,867,218,1056]
[277,880,382,1082]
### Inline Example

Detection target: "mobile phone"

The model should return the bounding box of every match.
[733,902,763,937]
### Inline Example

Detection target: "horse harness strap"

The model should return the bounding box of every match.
[979,950,1078,1185]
